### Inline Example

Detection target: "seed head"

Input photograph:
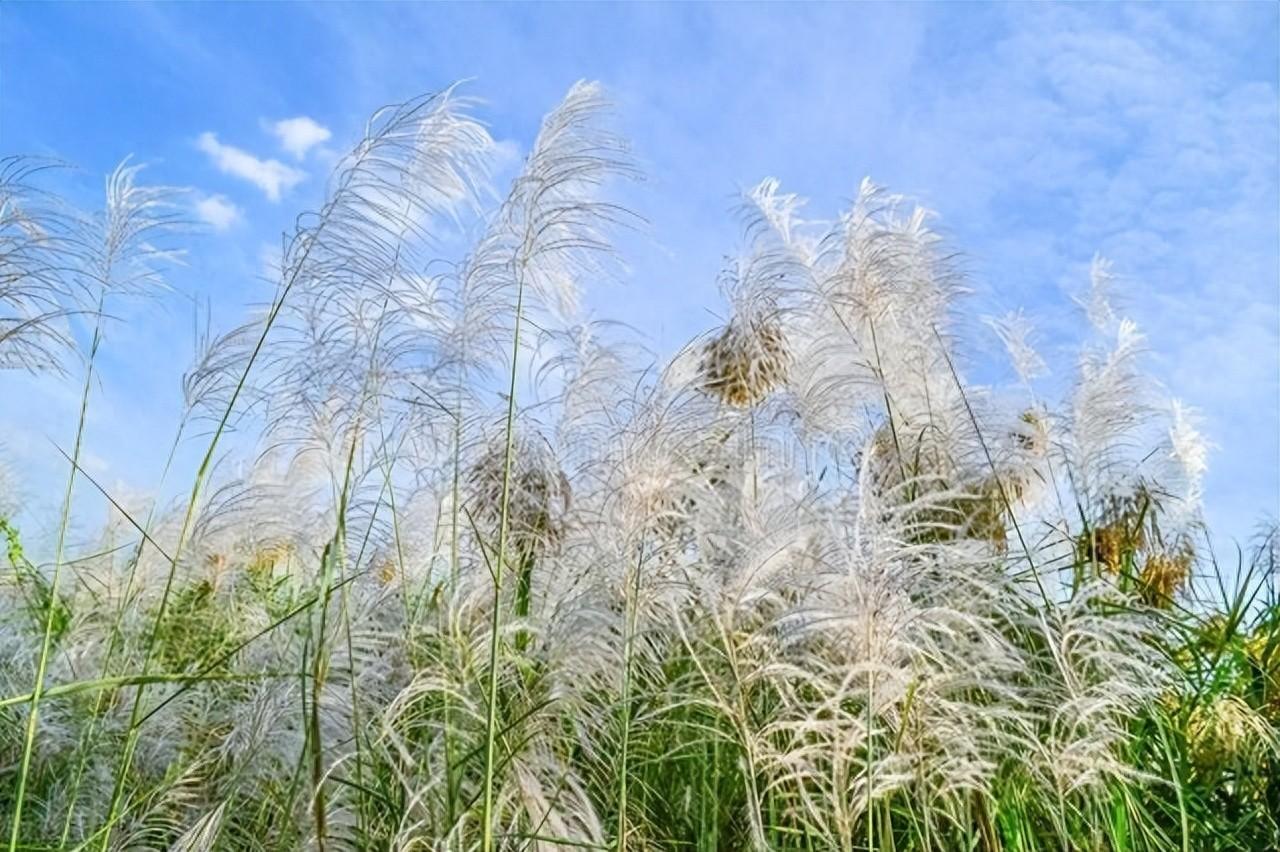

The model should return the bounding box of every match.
[1076,491,1150,574]
[467,434,570,555]
[1013,408,1049,456]
[964,480,1011,547]
[1186,696,1273,773]
[1137,549,1192,608]
[204,552,229,591]
[699,317,789,408]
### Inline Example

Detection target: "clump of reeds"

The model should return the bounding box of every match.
[2,81,1275,852]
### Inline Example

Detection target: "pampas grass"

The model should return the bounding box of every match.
[2,82,1277,851]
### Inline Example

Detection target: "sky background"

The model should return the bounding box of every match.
[1,2,1277,550]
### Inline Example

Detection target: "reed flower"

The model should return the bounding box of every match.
[699,314,790,408]
[1137,548,1192,608]
[3,81,1268,852]
[466,431,570,557]
[1187,696,1277,774]
[1076,490,1150,575]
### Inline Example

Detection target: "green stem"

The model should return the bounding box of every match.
[8,297,103,851]
[514,543,536,654]
[480,268,528,852]
[615,536,646,851]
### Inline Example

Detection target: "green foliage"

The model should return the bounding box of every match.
[153,577,243,673]
[1,517,71,643]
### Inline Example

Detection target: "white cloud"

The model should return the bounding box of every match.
[271,116,332,159]
[194,194,242,231]
[197,131,306,201]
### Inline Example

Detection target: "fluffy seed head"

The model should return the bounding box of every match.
[1013,408,1049,456]
[467,434,571,555]
[699,316,789,408]
[376,557,398,586]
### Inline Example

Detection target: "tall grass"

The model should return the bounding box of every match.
[1,83,1277,851]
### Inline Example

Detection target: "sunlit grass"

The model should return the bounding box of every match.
[1,84,1276,851]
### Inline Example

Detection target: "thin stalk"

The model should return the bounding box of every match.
[0,670,275,710]
[480,267,528,852]
[374,416,411,625]
[325,307,393,842]
[285,633,315,848]
[513,539,543,653]
[450,388,464,594]
[8,299,103,851]
[866,316,910,492]
[444,388,464,826]
[339,515,369,837]
[933,326,1052,609]
[615,535,646,851]
[866,596,875,852]
[1155,714,1189,852]
[309,419,362,851]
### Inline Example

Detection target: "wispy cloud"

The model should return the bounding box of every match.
[270,116,331,159]
[194,194,242,231]
[196,131,306,201]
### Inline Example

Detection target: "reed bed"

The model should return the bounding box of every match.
[1,84,1277,851]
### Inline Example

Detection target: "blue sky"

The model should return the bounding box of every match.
[1,2,1277,548]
